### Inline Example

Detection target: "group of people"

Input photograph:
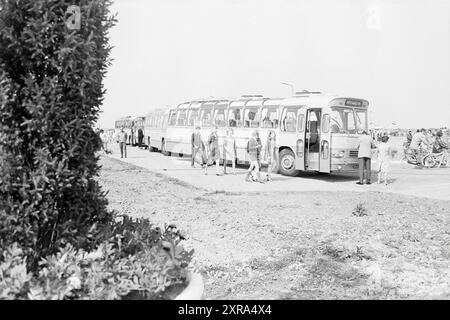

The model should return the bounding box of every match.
[406,128,449,163]
[95,128,114,155]
[356,131,393,186]
[108,125,448,186]
[191,126,278,183]
[356,128,449,186]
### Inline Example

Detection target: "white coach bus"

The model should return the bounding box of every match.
[144,108,170,153]
[142,92,369,176]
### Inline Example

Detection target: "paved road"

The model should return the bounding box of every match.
[104,144,450,201]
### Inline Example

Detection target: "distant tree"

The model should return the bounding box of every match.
[0,0,116,267]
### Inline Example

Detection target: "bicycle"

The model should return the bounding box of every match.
[422,149,449,168]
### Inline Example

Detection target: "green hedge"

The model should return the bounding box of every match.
[0,218,194,300]
[0,0,116,267]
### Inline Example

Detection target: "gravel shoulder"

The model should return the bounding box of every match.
[98,156,450,300]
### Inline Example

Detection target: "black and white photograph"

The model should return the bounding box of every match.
[0,0,449,309]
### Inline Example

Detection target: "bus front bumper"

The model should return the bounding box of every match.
[331,161,360,172]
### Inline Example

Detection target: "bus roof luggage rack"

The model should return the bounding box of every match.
[294,90,322,95]
[208,96,235,100]
[191,97,233,102]
[241,94,264,98]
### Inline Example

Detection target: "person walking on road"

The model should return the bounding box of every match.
[264,130,278,181]
[376,135,392,185]
[356,130,375,185]
[100,129,109,154]
[117,127,128,158]
[223,128,237,174]
[245,130,264,183]
[205,126,221,175]
[255,131,262,178]
[191,126,204,167]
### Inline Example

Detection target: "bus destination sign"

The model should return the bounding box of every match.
[345,99,363,107]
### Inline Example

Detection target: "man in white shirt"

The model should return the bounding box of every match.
[356,131,375,185]
[117,127,128,158]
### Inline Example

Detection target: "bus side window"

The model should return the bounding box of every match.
[228,108,242,127]
[201,109,212,127]
[188,109,199,127]
[168,111,177,126]
[214,108,227,127]
[261,108,278,128]
[282,108,297,132]
[176,109,187,126]
[244,108,259,128]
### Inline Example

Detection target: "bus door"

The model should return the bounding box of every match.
[305,109,321,171]
[278,106,301,176]
[319,107,332,173]
[295,107,307,171]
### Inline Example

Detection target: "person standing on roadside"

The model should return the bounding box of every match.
[376,135,392,185]
[137,127,144,148]
[356,130,375,185]
[117,127,128,158]
[264,130,278,181]
[205,126,221,175]
[100,129,109,154]
[245,130,264,183]
[256,131,262,177]
[223,128,237,174]
[191,126,203,167]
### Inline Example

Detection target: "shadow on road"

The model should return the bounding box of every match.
[296,171,358,182]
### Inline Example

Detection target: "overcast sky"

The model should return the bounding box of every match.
[99,0,450,129]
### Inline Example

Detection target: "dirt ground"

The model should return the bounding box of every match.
[98,156,450,300]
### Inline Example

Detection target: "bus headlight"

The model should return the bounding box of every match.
[332,150,345,158]
[296,139,304,157]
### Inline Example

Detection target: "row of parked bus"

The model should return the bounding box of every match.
[114,92,369,176]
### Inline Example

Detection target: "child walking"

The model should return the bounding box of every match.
[264,130,278,181]
[245,130,264,183]
[223,128,237,174]
[376,135,392,185]
[204,126,221,175]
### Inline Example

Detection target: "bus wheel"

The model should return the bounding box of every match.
[278,149,298,176]
[422,154,436,168]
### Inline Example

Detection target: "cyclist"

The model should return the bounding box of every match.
[424,130,449,168]
[405,130,413,147]
[410,128,429,165]
[432,130,449,153]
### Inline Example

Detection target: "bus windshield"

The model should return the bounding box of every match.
[330,107,367,134]
[354,109,368,134]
